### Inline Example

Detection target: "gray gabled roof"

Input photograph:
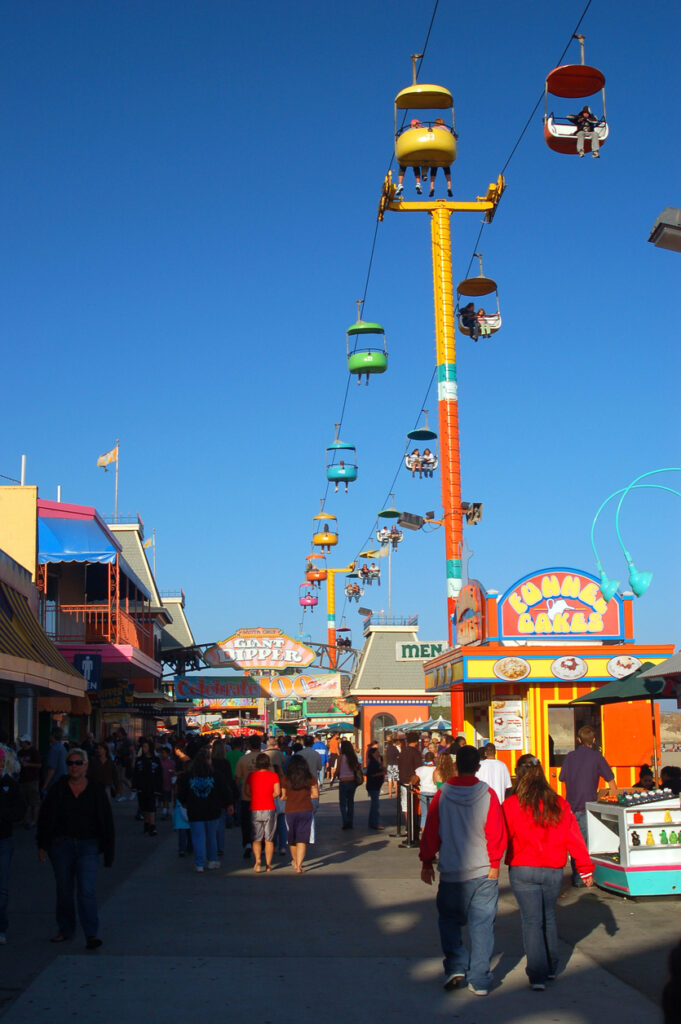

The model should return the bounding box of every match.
[350,627,429,693]
[108,523,166,615]
[160,595,195,651]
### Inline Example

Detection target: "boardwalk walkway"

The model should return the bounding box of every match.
[1,786,674,1023]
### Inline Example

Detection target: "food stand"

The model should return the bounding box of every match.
[573,662,681,895]
[587,793,681,896]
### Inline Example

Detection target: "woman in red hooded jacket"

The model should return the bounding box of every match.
[503,754,593,991]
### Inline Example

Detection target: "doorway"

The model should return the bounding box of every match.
[548,704,602,767]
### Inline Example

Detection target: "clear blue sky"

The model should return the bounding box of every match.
[1,0,679,651]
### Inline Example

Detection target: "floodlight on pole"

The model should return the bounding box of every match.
[648,207,681,253]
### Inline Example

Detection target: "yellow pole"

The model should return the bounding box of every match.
[325,562,355,667]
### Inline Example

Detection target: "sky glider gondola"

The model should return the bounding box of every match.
[407,409,438,442]
[544,35,608,156]
[457,254,501,340]
[394,54,457,197]
[305,553,327,585]
[312,511,338,552]
[326,424,357,492]
[347,302,387,385]
[299,583,318,610]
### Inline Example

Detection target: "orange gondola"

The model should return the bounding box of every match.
[544,36,608,156]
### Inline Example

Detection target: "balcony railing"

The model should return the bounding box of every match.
[47,604,154,658]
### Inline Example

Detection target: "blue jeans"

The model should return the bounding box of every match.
[338,781,357,826]
[509,866,563,983]
[368,789,380,828]
[436,875,498,990]
[189,819,220,867]
[420,793,435,830]
[49,837,100,938]
[0,836,13,934]
[571,811,587,882]
[276,812,288,851]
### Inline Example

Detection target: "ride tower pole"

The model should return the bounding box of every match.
[431,206,462,635]
[325,561,356,669]
[378,175,504,730]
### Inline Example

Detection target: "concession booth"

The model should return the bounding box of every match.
[423,567,674,793]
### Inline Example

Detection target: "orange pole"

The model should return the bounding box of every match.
[431,207,462,646]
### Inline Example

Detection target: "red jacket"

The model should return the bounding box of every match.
[503,793,593,879]
[419,776,507,872]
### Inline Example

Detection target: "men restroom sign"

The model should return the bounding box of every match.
[396,642,448,661]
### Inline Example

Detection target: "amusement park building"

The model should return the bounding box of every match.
[348,619,439,745]
[423,568,674,792]
[0,485,195,742]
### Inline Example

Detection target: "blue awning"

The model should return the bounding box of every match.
[38,517,119,565]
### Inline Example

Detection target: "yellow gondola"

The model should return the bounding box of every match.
[312,512,338,552]
[394,54,457,197]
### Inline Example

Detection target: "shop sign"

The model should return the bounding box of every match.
[454,582,485,646]
[95,682,134,709]
[193,698,265,711]
[491,698,525,750]
[265,673,342,700]
[498,569,623,641]
[174,675,263,700]
[396,641,448,661]
[204,628,316,670]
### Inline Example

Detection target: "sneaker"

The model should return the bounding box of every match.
[116,796,127,802]
[194,865,204,873]
[206,860,221,870]
[467,984,488,996]
[148,826,158,837]
[531,983,546,991]
[443,972,465,991]
[447,189,453,197]
[415,184,422,195]
[86,936,103,950]
[547,973,557,980]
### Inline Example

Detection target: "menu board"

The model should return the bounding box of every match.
[491,699,525,750]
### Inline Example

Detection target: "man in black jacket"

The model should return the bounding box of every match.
[0,747,27,943]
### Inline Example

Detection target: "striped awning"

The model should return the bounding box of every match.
[0,581,84,681]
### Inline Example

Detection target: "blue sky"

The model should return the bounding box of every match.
[1,0,679,652]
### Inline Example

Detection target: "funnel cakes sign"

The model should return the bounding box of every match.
[204,628,316,671]
[498,569,624,641]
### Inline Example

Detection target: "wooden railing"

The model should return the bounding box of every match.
[49,604,154,658]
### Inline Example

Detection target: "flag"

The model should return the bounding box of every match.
[143,538,152,549]
[407,614,419,625]
[97,445,118,470]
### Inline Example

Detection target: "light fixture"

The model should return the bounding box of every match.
[648,207,681,253]
[598,570,620,603]
[464,502,483,525]
[398,511,424,530]
[628,562,652,597]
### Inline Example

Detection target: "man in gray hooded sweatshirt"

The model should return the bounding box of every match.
[419,744,507,996]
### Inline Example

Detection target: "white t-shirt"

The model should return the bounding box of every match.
[477,758,511,804]
[414,765,437,795]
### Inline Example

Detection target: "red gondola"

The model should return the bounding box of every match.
[544,36,608,156]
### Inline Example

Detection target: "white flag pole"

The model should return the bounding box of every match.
[114,439,120,523]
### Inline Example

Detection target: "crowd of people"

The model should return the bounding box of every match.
[1,721,679,1010]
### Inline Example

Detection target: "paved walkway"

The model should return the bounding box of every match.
[0,787,672,1023]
